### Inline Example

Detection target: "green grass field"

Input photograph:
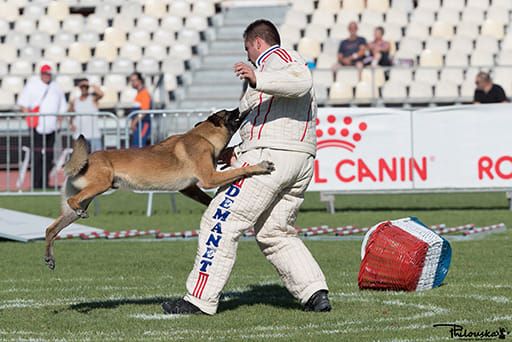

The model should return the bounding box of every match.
[1,192,511,341]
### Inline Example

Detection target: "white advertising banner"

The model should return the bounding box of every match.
[310,107,414,191]
[309,104,512,192]
[412,104,512,189]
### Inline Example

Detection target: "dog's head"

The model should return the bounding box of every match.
[199,108,248,136]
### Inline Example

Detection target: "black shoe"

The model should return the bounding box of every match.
[304,290,332,312]
[162,299,203,315]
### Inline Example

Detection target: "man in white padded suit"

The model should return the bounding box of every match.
[162,19,331,315]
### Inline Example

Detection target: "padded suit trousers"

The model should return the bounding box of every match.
[183,148,328,314]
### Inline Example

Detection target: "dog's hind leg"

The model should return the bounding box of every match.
[44,207,80,270]
[67,182,111,218]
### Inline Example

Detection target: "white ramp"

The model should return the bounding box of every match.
[0,208,104,242]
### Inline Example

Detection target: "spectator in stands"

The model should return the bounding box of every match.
[474,72,509,104]
[337,21,367,69]
[366,26,392,67]
[68,78,104,152]
[129,72,152,147]
[18,64,67,189]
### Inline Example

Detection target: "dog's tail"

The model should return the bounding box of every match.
[64,135,89,177]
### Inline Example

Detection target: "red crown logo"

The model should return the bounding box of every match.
[316,115,367,152]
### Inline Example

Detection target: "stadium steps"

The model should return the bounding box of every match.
[177,4,288,110]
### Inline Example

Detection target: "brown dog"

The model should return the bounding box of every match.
[44,108,274,270]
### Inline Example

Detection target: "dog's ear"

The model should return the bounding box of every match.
[207,114,223,127]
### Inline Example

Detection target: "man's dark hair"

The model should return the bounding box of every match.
[243,19,281,46]
[130,72,145,85]
[376,26,385,35]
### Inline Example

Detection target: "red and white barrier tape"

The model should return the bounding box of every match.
[335,227,370,236]
[435,224,474,235]
[463,223,506,236]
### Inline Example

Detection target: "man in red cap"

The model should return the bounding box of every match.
[18,64,67,189]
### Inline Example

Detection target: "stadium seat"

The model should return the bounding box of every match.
[0,2,20,22]
[389,68,413,85]
[444,50,469,67]
[315,53,337,69]
[153,29,176,46]
[456,22,479,38]
[492,0,512,9]
[136,15,159,31]
[38,16,60,35]
[0,44,16,64]
[169,0,190,18]
[329,82,353,102]
[431,21,454,39]
[164,73,178,91]
[381,81,407,102]
[112,16,134,32]
[162,58,185,75]
[481,19,504,39]
[361,68,385,87]
[10,60,33,76]
[98,87,119,109]
[284,10,307,28]
[435,81,459,102]
[305,25,328,41]
[119,87,138,105]
[419,49,443,67]
[104,27,127,48]
[314,84,328,103]
[161,16,183,32]
[385,8,408,27]
[44,45,66,63]
[475,36,498,53]
[470,51,494,67]
[493,75,512,95]
[335,68,359,88]
[416,0,440,11]
[105,74,127,92]
[68,42,92,63]
[120,2,142,19]
[405,23,429,40]
[111,58,135,73]
[501,35,512,51]
[137,57,159,74]
[361,10,384,26]
[415,68,439,85]
[410,8,435,26]
[311,10,335,28]
[144,44,167,60]
[15,18,36,35]
[425,37,448,54]
[442,0,465,10]
[485,7,509,24]
[0,89,15,108]
[317,0,341,12]
[336,9,359,24]
[279,25,301,45]
[177,29,200,46]
[185,16,208,31]
[440,68,464,84]
[367,0,389,13]
[144,0,168,18]
[297,37,321,60]
[466,0,490,10]
[313,69,334,87]
[119,43,143,62]
[355,81,375,102]
[129,29,151,46]
[291,0,314,14]
[2,76,25,93]
[460,80,476,100]
[465,67,481,82]
[169,43,192,60]
[54,75,73,93]
[436,8,461,25]
[193,0,216,17]
[0,19,9,35]
[59,59,82,74]
[86,58,109,74]
[62,15,85,34]
[53,31,74,47]
[47,1,70,21]
[86,15,108,34]
[382,24,402,42]
[408,82,433,101]
[22,4,44,20]
[78,31,100,48]
[493,67,512,80]
[462,7,485,24]
[94,2,117,19]
[95,41,118,62]
[342,0,365,12]
[497,51,512,66]
[450,36,474,54]
[19,46,42,62]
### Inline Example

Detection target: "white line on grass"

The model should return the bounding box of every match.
[130,313,189,320]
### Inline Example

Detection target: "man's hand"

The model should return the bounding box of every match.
[234,62,256,88]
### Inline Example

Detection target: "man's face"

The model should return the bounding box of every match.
[348,22,358,37]
[374,28,383,40]
[41,72,52,84]
[130,75,141,90]
[475,76,488,91]
[244,38,261,66]
[78,81,89,95]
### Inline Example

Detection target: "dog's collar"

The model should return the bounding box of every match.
[256,44,280,68]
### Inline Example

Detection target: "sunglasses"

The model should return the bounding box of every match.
[79,84,90,89]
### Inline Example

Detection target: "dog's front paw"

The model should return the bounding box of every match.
[254,160,275,174]
[44,256,55,270]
